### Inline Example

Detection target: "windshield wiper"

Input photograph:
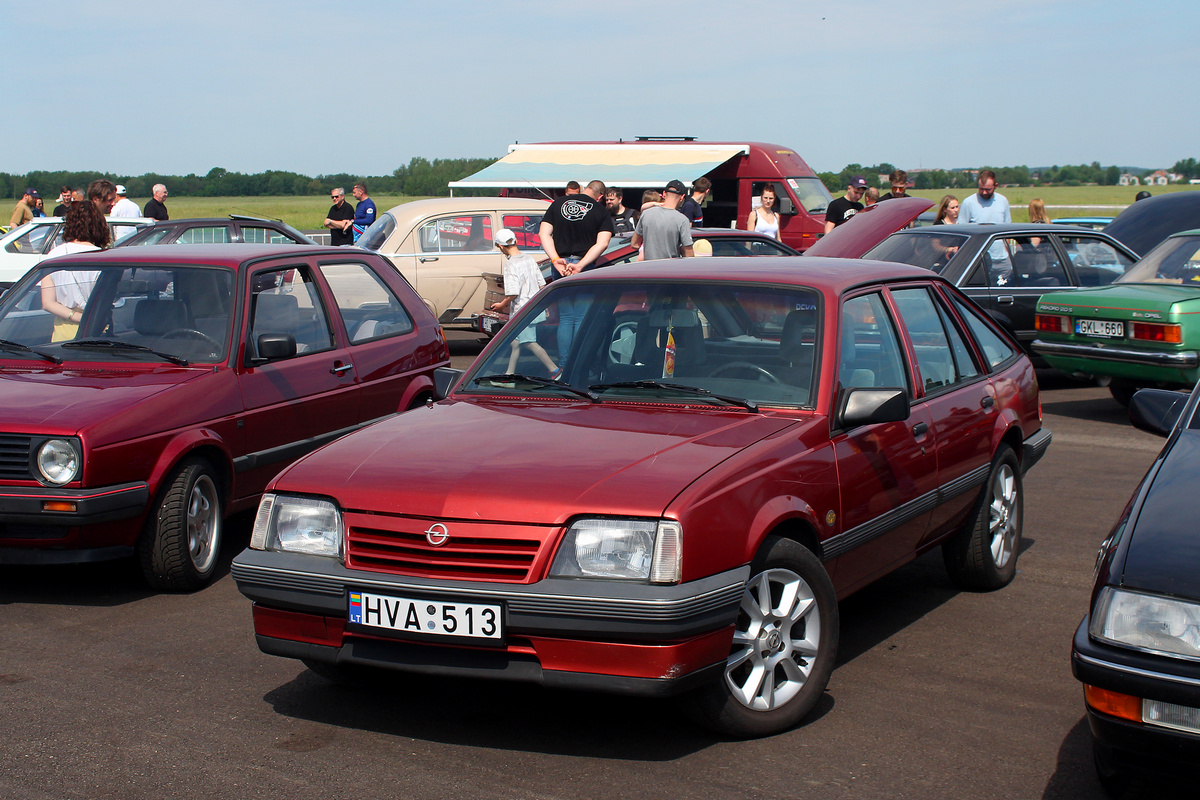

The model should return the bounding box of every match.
[588,380,759,412]
[60,339,189,366]
[473,373,599,402]
[0,338,62,364]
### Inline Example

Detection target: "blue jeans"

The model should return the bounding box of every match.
[556,256,587,357]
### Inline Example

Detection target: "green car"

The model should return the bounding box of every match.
[1034,230,1200,404]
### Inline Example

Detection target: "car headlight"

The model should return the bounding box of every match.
[549,518,681,583]
[1090,586,1200,661]
[250,493,343,558]
[36,438,80,486]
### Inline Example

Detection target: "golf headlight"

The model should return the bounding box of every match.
[36,438,80,485]
[1090,587,1200,661]
[550,518,681,583]
[250,493,343,558]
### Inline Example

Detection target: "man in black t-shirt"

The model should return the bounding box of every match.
[824,176,868,232]
[323,188,355,246]
[679,176,711,227]
[538,180,615,276]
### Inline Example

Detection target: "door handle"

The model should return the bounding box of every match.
[912,422,928,436]
[419,256,439,262]
[981,396,995,408]
[996,295,1014,304]
[330,363,354,376]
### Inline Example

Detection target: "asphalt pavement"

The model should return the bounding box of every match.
[0,348,1171,799]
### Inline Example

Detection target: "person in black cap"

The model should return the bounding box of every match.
[632,180,694,260]
[1135,190,1152,202]
[9,188,38,229]
[825,176,868,232]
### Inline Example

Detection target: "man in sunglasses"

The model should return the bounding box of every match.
[324,188,355,246]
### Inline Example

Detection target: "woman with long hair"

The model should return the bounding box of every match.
[41,201,110,341]
[934,195,960,225]
[746,184,781,241]
[1028,198,1050,224]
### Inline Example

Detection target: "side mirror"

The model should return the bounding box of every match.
[1129,388,1189,438]
[434,366,464,400]
[256,333,296,361]
[839,387,910,429]
[777,194,797,216]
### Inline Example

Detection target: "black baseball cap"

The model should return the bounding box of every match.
[665,179,687,195]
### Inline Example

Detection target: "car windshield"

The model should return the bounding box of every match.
[1117,236,1200,284]
[863,232,971,273]
[0,263,235,364]
[465,279,821,408]
[787,177,835,214]
[356,213,396,251]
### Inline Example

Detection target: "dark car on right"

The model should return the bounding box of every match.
[117,215,315,247]
[859,222,1138,356]
[1072,384,1200,796]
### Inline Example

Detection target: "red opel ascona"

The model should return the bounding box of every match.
[0,245,448,590]
[233,254,1050,737]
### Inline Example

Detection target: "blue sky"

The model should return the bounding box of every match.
[10,0,1197,177]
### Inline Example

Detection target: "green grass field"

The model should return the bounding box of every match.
[115,184,1198,230]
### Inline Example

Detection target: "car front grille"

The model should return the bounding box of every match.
[344,513,552,583]
[0,435,32,480]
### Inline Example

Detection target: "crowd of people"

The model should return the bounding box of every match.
[8,182,171,229]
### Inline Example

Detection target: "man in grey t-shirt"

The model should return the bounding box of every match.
[632,179,694,260]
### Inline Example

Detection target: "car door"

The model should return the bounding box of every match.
[830,290,939,592]
[889,285,996,546]
[316,257,426,422]
[233,259,361,499]
[409,212,501,323]
[978,233,1071,351]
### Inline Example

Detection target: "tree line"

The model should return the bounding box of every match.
[815,161,1180,192]
[1,156,497,200]
[6,155,1197,200]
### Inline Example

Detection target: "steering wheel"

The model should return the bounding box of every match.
[162,328,222,350]
[709,361,781,384]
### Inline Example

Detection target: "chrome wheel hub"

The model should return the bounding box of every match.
[725,567,822,711]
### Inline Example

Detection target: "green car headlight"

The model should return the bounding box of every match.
[1090,587,1200,661]
[250,493,343,558]
[36,438,81,486]
[550,518,681,583]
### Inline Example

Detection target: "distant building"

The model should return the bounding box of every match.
[1119,173,1139,186]
[1146,170,1171,186]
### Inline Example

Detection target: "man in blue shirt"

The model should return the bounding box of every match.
[351,182,377,242]
[959,170,1011,224]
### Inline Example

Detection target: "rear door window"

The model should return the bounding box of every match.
[1058,236,1135,286]
[175,226,230,244]
[320,262,415,343]
[419,215,493,253]
[501,214,543,250]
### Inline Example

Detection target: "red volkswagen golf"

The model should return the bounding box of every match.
[233,255,1050,736]
[0,245,448,590]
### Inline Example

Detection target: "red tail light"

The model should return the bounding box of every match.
[1130,322,1182,343]
[1035,314,1068,333]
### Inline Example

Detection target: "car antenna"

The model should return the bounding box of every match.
[229,207,281,222]
[521,179,555,203]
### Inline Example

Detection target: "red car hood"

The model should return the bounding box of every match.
[806,196,933,259]
[0,364,210,434]
[273,399,804,523]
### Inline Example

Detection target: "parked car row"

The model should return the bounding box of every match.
[4,181,1200,788]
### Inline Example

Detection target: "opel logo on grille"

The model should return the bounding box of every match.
[424,523,449,546]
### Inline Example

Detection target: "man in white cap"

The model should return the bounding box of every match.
[111,185,141,218]
[111,184,142,240]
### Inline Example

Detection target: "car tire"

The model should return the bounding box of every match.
[683,536,838,738]
[1092,740,1150,799]
[137,457,223,592]
[1108,379,1145,408]
[943,444,1022,591]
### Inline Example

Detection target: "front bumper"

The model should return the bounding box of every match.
[233,548,748,694]
[1072,615,1200,778]
[0,481,150,564]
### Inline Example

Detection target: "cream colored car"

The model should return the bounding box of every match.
[356,198,550,325]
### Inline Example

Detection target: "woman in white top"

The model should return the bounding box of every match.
[746,185,781,241]
[41,201,109,341]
